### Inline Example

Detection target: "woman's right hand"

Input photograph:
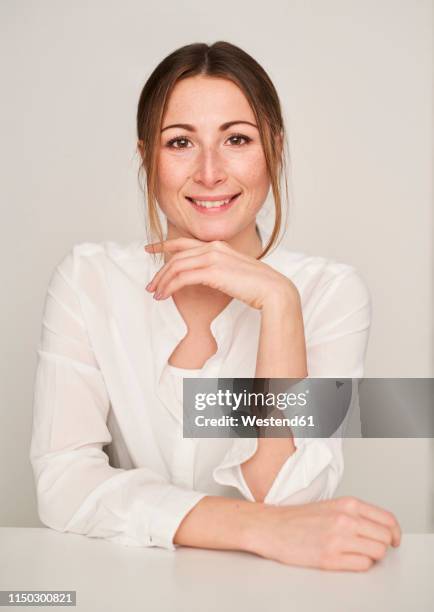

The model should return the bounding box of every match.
[247,496,402,572]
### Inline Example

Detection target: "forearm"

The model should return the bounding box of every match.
[241,294,308,501]
[255,294,308,378]
[173,495,265,552]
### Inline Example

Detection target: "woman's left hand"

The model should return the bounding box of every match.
[144,237,300,311]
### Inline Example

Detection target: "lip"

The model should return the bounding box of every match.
[186,193,240,201]
[186,193,241,215]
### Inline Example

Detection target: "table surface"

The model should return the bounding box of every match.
[0,529,433,612]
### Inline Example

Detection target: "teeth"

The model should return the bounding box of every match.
[191,197,233,208]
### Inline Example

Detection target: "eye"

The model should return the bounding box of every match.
[227,133,252,146]
[165,136,192,149]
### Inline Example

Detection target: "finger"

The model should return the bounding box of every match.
[155,255,226,298]
[156,267,222,299]
[341,535,388,561]
[146,246,217,292]
[145,237,251,264]
[157,252,257,299]
[355,501,401,547]
[355,516,394,547]
[144,237,208,253]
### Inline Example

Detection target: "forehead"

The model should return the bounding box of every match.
[163,76,255,124]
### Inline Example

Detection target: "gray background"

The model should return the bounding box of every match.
[1,0,432,531]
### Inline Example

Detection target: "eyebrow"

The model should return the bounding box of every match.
[160,120,258,133]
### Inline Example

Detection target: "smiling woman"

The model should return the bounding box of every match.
[30,41,401,573]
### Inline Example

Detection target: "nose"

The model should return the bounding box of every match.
[192,146,227,188]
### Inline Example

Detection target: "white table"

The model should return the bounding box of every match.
[0,529,433,611]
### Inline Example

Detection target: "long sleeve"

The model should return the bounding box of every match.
[29,251,207,550]
[213,268,372,505]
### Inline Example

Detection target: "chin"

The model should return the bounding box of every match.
[191,226,236,243]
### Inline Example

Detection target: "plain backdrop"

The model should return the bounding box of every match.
[1,1,432,531]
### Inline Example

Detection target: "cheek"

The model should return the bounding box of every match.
[235,148,269,188]
[155,153,190,222]
[156,152,188,193]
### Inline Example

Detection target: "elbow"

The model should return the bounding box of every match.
[37,503,68,533]
[35,479,72,533]
[31,458,75,533]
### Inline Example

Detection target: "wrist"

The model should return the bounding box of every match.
[241,502,278,555]
[240,501,281,555]
[261,287,300,315]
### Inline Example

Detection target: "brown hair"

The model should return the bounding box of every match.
[136,41,289,261]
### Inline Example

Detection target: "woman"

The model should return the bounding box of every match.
[30,41,401,572]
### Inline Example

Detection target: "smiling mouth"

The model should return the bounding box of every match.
[185,193,241,209]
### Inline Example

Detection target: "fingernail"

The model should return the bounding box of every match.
[145,282,152,291]
[154,292,161,300]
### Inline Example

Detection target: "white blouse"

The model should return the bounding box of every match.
[29,237,372,551]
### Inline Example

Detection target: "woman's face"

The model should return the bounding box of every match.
[155,75,271,243]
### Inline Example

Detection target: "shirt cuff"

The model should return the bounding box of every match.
[212,437,259,501]
[145,486,208,551]
[212,436,340,505]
